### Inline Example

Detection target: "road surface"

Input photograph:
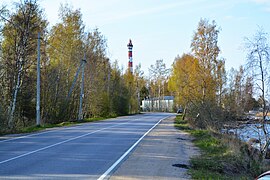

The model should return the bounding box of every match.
[0,113,172,179]
[110,116,199,180]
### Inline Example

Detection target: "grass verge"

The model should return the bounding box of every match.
[174,115,262,179]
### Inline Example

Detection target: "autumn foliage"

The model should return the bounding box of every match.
[169,19,226,130]
[0,1,140,132]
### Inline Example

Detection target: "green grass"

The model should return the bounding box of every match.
[191,130,226,155]
[174,115,253,179]
[174,115,192,131]
[84,117,107,122]
[22,124,58,133]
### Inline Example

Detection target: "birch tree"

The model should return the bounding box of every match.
[1,0,47,129]
[168,54,201,119]
[110,60,129,115]
[189,19,225,127]
[148,59,170,111]
[44,4,84,122]
[84,29,110,117]
[244,28,270,159]
[191,18,220,103]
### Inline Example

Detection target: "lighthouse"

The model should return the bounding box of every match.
[127,39,133,73]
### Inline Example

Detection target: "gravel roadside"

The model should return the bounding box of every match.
[109,115,200,180]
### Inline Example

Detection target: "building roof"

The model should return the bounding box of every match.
[145,96,174,101]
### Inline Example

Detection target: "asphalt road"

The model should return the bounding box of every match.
[0,113,172,180]
[110,116,199,180]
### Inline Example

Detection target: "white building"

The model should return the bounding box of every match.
[141,96,174,112]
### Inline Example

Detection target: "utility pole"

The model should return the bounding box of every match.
[78,52,86,121]
[36,32,41,126]
[67,61,83,100]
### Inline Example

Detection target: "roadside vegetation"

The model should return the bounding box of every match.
[0,0,151,134]
[169,18,270,165]
[175,115,270,179]
[0,0,172,135]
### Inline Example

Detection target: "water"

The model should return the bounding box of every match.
[228,123,270,149]
[237,124,269,140]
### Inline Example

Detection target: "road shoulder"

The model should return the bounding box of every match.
[110,116,200,180]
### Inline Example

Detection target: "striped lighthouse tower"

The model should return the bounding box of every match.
[127,39,133,73]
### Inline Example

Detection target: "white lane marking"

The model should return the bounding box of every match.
[0,117,136,143]
[0,128,69,143]
[97,115,171,180]
[0,122,100,143]
[0,120,135,165]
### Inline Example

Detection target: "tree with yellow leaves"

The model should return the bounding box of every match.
[170,19,226,129]
[168,54,201,119]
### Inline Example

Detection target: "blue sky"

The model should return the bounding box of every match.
[2,0,270,75]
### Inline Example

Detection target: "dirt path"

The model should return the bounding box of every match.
[110,116,200,180]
